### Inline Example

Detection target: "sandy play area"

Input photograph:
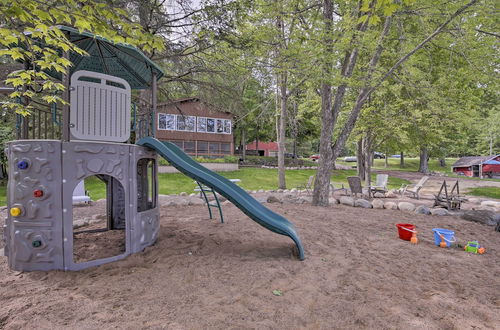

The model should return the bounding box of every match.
[1,199,499,329]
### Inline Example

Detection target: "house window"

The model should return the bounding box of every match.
[207,118,215,133]
[158,113,176,130]
[224,120,231,134]
[184,141,195,153]
[170,140,183,149]
[197,117,207,132]
[221,143,231,154]
[209,142,219,154]
[197,141,208,153]
[177,115,196,131]
[216,119,224,133]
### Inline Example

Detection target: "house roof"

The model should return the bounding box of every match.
[452,155,500,167]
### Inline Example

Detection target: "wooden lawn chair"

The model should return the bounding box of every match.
[296,175,314,195]
[400,176,429,199]
[329,182,347,196]
[369,174,388,196]
[433,180,465,210]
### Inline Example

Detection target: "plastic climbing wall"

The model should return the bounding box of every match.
[3,140,159,271]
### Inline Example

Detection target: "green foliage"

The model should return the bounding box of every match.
[0,0,164,114]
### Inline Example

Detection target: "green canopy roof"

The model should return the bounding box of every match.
[28,26,164,89]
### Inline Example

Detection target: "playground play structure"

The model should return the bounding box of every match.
[2,26,304,271]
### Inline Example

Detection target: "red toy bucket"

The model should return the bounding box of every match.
[396,223,416,241]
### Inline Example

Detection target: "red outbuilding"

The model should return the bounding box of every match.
[245,141,280,157]
[451,155,500,178]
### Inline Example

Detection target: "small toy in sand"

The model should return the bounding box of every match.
[464,241,486,254]
[439,234,447,248]
[410,231,418,244]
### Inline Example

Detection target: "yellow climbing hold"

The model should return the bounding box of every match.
[10,207,22,217]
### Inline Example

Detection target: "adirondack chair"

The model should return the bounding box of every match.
[329,182,348,196]
[369,174,388,195]
[433,180,465,210]
[400,176,429,199]
[347,176,366,198]
[296,175,315,195]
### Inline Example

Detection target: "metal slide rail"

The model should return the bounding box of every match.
[196,181,224,223]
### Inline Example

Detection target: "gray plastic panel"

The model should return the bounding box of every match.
[5,140,64,271]
[129,146,159,254]
[61,141,132,271]
[70,70,131,142]
[5,140,159,271]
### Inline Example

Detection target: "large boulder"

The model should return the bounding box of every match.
[267,195,282,203]
[339,196,355,206]
[398,202,416,212]
[385,190,398,198]
[179,192,188,197]
[467,198,481,205]
[461,210,500,226]
[73,219,89,229]
[430,208,450,216]
[297,196,312,204]
[481,200,500,209]
[373,192,385,198]
[355,199,372,208]
[414,205,431,215]
[384,201,398,210]
[329,198,339,205]
[372,199,385,209]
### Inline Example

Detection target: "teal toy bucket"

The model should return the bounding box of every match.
[432,228,456,247]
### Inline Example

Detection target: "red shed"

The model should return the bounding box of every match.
[246,141,280,157]
[451,155,500,178]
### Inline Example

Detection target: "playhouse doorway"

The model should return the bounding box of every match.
[72,175,126,264]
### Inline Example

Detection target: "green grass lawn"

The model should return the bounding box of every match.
[0,183,5,206]
[0,168,409,206]
[466,187,500,199]
[336,157,458,174]
[82,168,410,201]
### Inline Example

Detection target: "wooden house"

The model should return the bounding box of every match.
[155,98,233,158]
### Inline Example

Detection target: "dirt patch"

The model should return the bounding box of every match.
[1,202,499,329]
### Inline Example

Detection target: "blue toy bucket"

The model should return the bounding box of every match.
[432,228,456,247]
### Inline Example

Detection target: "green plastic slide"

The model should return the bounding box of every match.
[137,137,305,260]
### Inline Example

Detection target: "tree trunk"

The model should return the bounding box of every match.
[312,0,335,206]
[240,128,246,161]
[357,138,365,181]
[363,132,373,189]
[400,152,404,168]
[277,71,288,189]
[419,147,429,173]
[384,148,388,168]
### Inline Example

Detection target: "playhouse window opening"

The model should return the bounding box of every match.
[137,158,156,212]
[72,175,126,264]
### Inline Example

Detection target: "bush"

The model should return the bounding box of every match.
[241,156,317,167]
[157,155,239,166]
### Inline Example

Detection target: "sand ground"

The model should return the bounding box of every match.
[1,199,499,329]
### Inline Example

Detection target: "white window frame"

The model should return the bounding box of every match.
[197,117,207,133]
[176,114,196,132]
[158,113,176,131]
[223,119,232,134]
[206,117,216,133]
[158,114,231,135]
